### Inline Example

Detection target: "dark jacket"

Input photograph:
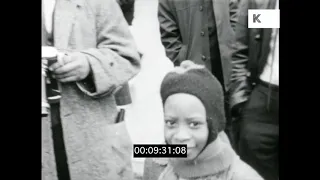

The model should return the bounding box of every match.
[158,0,238,90]
[229,0,277,114]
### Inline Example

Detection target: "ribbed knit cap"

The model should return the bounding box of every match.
[160,64,226,143]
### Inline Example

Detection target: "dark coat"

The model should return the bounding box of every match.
[229,0,277,114]
[158,0,238,90]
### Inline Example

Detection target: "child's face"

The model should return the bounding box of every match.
[164,93,209,161]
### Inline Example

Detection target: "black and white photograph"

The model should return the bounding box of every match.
[41,0,279,180]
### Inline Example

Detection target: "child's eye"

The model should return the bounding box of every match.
[189,122,200,128]
[165,120,176,127]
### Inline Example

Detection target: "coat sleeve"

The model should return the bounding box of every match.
[75,0,140,98]
[229,0,251,115]
[158,0,183,65]
[229,0,239,32]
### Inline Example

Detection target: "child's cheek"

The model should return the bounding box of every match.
[164,128,174,144]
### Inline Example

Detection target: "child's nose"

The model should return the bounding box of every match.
[173,128,191,143]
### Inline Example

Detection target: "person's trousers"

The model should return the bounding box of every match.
[238,81,279,180]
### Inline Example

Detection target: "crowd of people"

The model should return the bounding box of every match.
[41,0,279,180]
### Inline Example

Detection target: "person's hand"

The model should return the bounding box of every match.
[49,53,91,83]
[173,60,205,74]
[180,60,204,70]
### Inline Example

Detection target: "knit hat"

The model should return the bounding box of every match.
[160,63,226,144]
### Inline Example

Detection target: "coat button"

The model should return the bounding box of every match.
[255,34,261,40]
[201,31,205,36]
[201,55,206,61]
[199,6,203,11]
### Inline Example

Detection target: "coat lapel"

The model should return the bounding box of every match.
[53,0,84,50]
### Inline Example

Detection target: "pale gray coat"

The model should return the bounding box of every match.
[41,0,140,180]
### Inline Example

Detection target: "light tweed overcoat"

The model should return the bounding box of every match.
[41,0,140,179]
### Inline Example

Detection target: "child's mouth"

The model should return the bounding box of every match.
[187,147,194,154]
